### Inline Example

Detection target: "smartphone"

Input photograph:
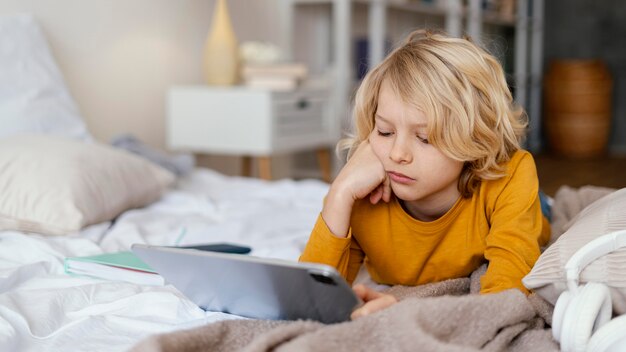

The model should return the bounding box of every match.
[175,243,251,255]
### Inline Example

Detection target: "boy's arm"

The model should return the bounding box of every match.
[320,139,391,238]
[299,214,365,283]
[480,152,547,295]
[300,139,387,282]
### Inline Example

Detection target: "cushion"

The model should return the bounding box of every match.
[0,135,175,235]
[523,187,626,314]
[0,14,92,140]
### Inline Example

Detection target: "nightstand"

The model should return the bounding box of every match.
[166,85,336,181]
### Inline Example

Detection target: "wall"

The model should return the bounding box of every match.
[544,0,626,153]
[9,1,618,175]
[2,0,206,148]
[0,0,292,176]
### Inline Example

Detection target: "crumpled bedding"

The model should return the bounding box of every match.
[131,265,558,352]
[0,169,330,352]
[131,185,616,352]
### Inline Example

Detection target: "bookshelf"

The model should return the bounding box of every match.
[280,0,545,160]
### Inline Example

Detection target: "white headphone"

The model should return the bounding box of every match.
[552,229,626,352]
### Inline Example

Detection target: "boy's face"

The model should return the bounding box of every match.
[369,80,464,218]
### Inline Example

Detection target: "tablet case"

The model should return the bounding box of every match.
[132,244,360,324]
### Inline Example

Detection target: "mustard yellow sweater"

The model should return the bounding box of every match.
[300,150,550,294]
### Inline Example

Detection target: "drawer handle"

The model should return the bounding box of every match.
[297,99,310,109]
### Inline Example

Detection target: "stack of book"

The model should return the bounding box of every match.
[241,63,308,91]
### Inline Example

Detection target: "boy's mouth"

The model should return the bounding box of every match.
[387,171,415,184]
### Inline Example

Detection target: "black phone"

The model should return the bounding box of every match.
[175,243,251,254]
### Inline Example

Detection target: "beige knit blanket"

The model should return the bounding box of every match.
[131,185,614,352]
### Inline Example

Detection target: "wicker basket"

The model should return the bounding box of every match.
[544,60,612,158]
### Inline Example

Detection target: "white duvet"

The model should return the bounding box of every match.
[0,169,328,352]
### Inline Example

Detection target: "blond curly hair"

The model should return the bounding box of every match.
[340,29,527,197]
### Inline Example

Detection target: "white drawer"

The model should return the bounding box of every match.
[167,85,335,155]
[274,98,326,136]
[271,89,327,105]
[271,90,332,152]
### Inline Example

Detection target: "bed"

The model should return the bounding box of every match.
[0,13,330,351]
[3,13,626,352]
[0,167,329,351]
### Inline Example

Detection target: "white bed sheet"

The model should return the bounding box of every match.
[0,169,328,352]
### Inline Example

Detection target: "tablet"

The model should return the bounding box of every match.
[131,244,360,324]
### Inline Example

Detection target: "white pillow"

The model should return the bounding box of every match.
[0,13,92,140]
[0,135,175,235]
[523,188,626,314]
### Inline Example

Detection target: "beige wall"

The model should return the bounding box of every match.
[0,0,298,176]
[0,0,283,147]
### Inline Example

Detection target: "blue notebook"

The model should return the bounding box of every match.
[64,243,251,285]
[64,251,164,286]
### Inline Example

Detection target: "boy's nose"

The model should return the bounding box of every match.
[389,139,412,164]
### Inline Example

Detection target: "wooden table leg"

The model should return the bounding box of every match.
[258,156,272,180]
[241,156,252,177]
[316,148,332,183]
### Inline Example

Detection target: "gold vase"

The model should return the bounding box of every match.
[203,0,239,85]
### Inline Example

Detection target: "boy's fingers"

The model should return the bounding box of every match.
[353,284,384,301]
[352,284,367,298]
[382,176,392,202]
[351,295,397,319]
[350,308,363,320]
[369,185,383,204]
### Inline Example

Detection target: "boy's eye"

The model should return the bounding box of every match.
[417,135,429,144]
[377,130,392,137]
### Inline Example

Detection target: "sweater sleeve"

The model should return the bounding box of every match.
[299,214,365,284]
[480,153,546,295]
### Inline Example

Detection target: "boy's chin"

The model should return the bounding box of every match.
[391,189,422,203]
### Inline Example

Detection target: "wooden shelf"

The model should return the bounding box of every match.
[366,0,447,17]
[291,0,515,25]
[482,11,515,27]
[284,0,544,153]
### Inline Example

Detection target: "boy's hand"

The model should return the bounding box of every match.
[321,138,391,238]
[332,139,391,205]
[350,284,398,319]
